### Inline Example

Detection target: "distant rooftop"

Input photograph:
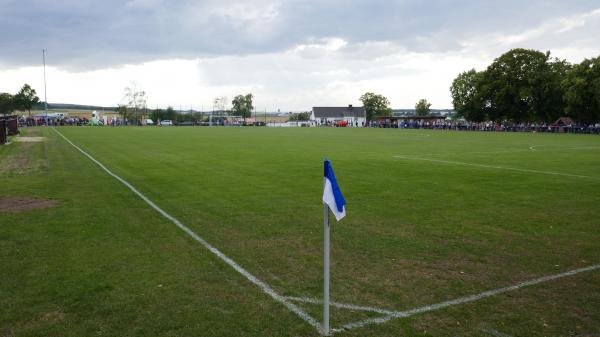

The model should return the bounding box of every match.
[312,105,365,118]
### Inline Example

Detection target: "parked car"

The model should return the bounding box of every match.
[160,120,173,126]
[145,119,154,125]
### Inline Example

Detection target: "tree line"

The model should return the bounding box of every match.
[451,48,600,124]
[141,93,254,122]
[118,85,256,123]
[359,93,432,122]
[0,84,40,117]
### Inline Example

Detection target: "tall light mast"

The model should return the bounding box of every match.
[42,49,48,116]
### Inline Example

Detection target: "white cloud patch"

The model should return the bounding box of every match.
[294,38,349,59]
[495,7,600,48]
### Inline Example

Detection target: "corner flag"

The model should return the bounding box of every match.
[321,159,346,336]
[323,160,346,221]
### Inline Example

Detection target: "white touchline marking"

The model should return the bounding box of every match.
[393,155,600,181]
[413,148,535,156]
[51,128,321,331]
[529,145,600,151]
[480,328,514,337]
[285,296,396,315]
[563,146,600,150]
[397,145,600,158]
[331,264,600,334]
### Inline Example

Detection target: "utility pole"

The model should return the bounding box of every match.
[42,49,48,122]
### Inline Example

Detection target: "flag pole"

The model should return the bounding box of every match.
[323,195,330,336]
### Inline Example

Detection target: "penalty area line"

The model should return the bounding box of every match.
[480,328,514,337]
[51,128,321,331]
[332,264,600,334]
[285,296,396,315]
[393,155,600,181]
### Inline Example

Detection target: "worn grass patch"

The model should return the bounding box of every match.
[0,197,61,213]
[15,136,46,142]
[0,129,48,175]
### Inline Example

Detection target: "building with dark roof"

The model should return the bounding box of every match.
[310,105,366,126]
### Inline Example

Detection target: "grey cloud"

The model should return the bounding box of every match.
[0,0,598,70]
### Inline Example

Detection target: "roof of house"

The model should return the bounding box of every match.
[312,106,365,118]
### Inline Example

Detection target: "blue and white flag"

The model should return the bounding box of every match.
[323,160,346,221]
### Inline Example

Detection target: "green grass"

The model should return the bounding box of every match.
[1,126,599,336]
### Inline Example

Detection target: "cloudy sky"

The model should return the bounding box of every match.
[1,0,599,111]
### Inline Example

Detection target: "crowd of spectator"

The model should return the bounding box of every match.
[14,115,600,135]
[372,120,600,134]
[17,117,146,127]
[18,116,89,126]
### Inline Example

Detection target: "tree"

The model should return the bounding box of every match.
[538,59,570,122]
[13,84,40,118]
[562,56,600,124]
[0,93,15,116]
[116,104,130,122]
[150,108,164,123]
[289,112,310,121]
[165,106,176,121]
[415,99,431,116]
[359,92,392,123]
[482,48,565,122]
[451,48,599,123]
[123,83,147,124]
[450,69,487,122]
[213,96,228,115]
[231,94,254,122]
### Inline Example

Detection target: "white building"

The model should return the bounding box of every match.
[310,105,366,127]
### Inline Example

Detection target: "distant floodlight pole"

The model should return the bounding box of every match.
[42,49,48,121]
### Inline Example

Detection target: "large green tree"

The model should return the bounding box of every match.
[359,92,392,123]
[415,99,431,116]
[562,56,600,124]
[482,48,566,122]
[450,69,487,122]
[0,93,15,116]
[450,49,600,123]
[231,94,254,122]
[13,84,40,118]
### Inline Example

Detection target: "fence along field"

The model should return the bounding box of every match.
[2,126,599,336]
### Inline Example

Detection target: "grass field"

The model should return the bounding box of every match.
[1,126,599,337]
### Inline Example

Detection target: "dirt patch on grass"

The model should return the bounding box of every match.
[0,197,61,213]
[36,310,65,322]
[0,141,48,175]
[0,154,47,175]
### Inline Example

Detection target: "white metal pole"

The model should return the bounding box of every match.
[323,201,330,336]
[42,49,48,123]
